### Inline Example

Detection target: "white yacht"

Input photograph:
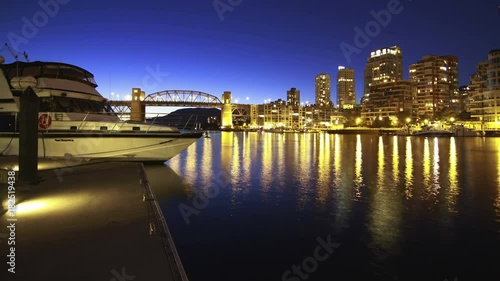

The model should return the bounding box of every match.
[412,124,453,137]
[0,58,202,162]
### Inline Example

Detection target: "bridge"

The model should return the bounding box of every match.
[109,90,223,113]
[108,89,250,128]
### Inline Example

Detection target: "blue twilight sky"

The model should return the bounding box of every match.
[1,0,499,109]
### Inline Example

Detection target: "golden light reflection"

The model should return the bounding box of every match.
[277,133,285,188]
[260,132,273,195]
[423,138,431,197]
[369,138,402,261]
[354,134,363,198]
[392,136,399,185]
[331,134,353,235]
[183,138,198,187]
[432,137,441,196]
[333,134,342,190]
[241,132,252,191]
[317,133,331,206]
[221,132,233,172]
[231,133,240,186]
[199,134,214,185]
[447,137,458,213]
[377,136,385,189]
[166,151,180,174]
[297,133,313,211]
[404,137,413,199]
[298,134,312,185]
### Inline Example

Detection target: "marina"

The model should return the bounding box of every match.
[1,1,500,280]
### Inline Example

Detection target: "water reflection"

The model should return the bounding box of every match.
[377,136,385,189]
[317,133,331,206]
[405,137,413,199]
[423,138,431,198]
[370,139,402,273]
[165,132,500,280]
[229,133,240,187]
[432,137,441,196]
[447,137,458,213]
[241,133,252,190]
[392,136,399,186]
[333,134,341,188]
[167,141,198,195]
[354,134,363,198]
[260,132,273,195]
[297,133,313,211]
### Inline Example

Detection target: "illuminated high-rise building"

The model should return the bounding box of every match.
[469,50,500,125]
[361,81,414,123]
[336,66,356,109]
[364,46,403,95]
[315,73,331,107]
[409,55,458,119]
[287,87,300,107]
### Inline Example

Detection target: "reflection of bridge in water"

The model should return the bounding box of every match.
[108,89,250,125]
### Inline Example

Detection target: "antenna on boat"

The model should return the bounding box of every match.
[4,43,18,61]
[23,51,29,62]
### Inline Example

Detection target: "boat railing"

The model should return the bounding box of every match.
[37,111,205,133]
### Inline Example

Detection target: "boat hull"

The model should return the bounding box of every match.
[412,131,453,137]
[0,132,202,162]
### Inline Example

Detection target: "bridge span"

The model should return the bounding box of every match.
[108,88,246,128]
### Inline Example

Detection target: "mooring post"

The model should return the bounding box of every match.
[19,86,39,184]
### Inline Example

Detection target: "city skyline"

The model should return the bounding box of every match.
[0,0,499,107]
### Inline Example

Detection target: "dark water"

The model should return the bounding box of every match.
[147,132,500,281]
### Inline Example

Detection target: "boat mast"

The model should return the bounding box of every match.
[4,43,18,61]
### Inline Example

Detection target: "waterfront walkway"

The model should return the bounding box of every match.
[0,158,188,281]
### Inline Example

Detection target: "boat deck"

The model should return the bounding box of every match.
[0,159,188,281]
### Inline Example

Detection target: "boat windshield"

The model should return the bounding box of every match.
[0,61,97,87]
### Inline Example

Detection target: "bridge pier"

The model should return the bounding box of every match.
[130,88,145,122]
[221,91,232,128]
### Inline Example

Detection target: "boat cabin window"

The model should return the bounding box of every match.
[90,101,106,113]
[0,62,98,88]
[43,64,60,77]
[76,100,95,113]
[54,97,82,112]
[39,96,116,115]
[23,66,41,77]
